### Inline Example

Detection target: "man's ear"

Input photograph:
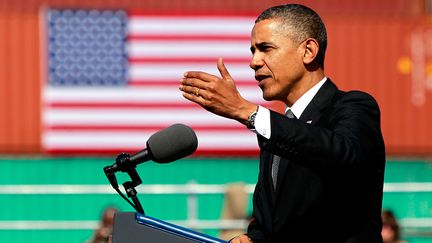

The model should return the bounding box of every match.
[303,38,319,65]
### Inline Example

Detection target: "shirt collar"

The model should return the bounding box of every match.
[286,77,327,118]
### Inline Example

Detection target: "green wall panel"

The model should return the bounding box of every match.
[0,157,259,184]
[0,230,93,243]
[0,156,431,243]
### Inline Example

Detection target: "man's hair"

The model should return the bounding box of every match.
[255,4,327,69]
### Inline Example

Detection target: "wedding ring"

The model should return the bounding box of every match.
[195,88,200,96]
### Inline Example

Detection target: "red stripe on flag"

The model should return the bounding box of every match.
[44,148,259,157]
[127,12,256,18]
[128,57,251,64]
[45,102,202,109]
[128,80,257,87]
[45,125,245,131]
[128,35,250,41]
[45,101,266,109]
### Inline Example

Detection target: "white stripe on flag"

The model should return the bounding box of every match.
[128,41,251,58]
[128,17,254,36]
[44,109,242,126]
[43,131,257,150]
[44,87,263,103]
[128,63,254,81]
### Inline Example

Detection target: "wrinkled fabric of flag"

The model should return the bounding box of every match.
[43,9,264,156]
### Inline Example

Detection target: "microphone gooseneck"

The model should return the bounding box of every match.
[103,123,198,214]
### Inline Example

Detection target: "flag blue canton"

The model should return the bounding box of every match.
[47,9,128,86]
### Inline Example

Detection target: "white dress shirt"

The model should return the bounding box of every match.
[253,77,327,139]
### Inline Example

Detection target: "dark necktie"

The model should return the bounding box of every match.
[271,109,296,189]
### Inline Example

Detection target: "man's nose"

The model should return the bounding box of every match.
[250,54,263,70]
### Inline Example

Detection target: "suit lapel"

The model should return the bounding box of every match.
[274,79,338,195]
[299,79,338,123]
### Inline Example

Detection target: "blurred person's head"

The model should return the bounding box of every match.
[220,183,248,240]
[381,210,401,243]
[92,206,118,243]
[222,183,248,219]
[101,207,118,227]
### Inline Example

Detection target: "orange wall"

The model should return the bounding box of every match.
[325,16,432,155]
[0,9,41,153]
[0,0,430,155]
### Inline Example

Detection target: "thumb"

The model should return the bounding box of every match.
[217,57,233,80]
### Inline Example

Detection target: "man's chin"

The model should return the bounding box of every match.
[262,93,275,101]
[263,95,275,101]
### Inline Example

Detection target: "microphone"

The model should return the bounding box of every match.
[104,123,198,173]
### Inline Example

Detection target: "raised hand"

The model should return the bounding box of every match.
[179,57,257,125]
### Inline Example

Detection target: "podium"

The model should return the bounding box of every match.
[105,146,228,242]
[112,212,228,243]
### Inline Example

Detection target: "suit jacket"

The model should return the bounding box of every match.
[247,80,385,243]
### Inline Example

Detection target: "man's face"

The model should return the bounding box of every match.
[250,19,306,102]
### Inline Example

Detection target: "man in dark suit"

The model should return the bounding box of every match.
[179,4,385,243]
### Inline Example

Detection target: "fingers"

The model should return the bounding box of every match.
[180,58,238,115]
[182,58,232,86]
[179,75,208,103]
[183,71,218,83]
[180,77,207,89]
[179,84,207,99]
[183,57,232,82]
[230,235,253,243]
[181,88,207,107]
[230,238,240,243]
[180,74,212,100]
[217,57,233,80]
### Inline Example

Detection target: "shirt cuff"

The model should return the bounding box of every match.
[251,105,271,139]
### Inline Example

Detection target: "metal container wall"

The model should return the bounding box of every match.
[0,0,430,155]
[325,16,432,155]
[0,0,423,15]
[0,10,41,153]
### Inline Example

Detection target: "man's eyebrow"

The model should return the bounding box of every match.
[250,42,272,52]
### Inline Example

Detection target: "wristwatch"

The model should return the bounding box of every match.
[247,107,258,129]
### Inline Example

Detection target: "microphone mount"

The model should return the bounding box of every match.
[103,123,198,216]
[104,152,145,214]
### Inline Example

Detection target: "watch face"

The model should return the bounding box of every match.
[248,111,257,129]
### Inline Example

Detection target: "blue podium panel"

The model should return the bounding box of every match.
[112,212,228,243]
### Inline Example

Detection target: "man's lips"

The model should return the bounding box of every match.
[255,74,270,81]
[255,74,271,87]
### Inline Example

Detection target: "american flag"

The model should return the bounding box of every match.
[43,9,265,156]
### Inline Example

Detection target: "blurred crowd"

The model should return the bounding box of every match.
[86,207,118,243]
[382,209,407,243]
[86,193,408,243]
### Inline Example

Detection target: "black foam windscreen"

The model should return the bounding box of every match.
[146,124,198,163]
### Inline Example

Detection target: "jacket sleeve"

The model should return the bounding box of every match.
[245,151,267,243]
[262,91,384,169]
[246,217,266,243]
